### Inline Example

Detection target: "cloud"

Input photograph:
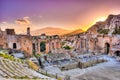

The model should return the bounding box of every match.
[15,17,31,26]
[2,22,7,24]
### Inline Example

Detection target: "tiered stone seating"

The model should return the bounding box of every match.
[0,57,55,79]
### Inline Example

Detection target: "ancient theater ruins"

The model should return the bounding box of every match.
[0,14,120,80]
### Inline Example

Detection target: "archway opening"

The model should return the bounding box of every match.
[13,43,17,49]
[40,41,46,52]
[104,43,110,54]
[114,51,120,56]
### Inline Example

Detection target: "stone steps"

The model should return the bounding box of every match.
[0,57,54,79]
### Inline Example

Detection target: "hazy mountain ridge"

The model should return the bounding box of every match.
[31,27,73,36]
[31,14,120,36]
[63,29,84,36]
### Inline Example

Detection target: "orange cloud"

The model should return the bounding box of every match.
[15,17,31,26]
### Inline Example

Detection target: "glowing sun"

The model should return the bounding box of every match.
[96,17,107,22]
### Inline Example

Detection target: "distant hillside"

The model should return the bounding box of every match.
[63,29,84,36]
[31,27,73,36]
[87,14,120,34]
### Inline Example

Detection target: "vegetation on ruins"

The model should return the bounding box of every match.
[27,60,39,70]
[97,29,109,34]
[34,53,42,58]
[0,51,42,79]
[63,45,72,50]
[32,50,36,54]
[112,26,120,34]
[0,52,24,63]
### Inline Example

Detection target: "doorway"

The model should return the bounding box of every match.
[40,41,46,52]
[104,43,110,54]
[13,43,17,49]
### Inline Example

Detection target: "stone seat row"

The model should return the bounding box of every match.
[0,57,39,79]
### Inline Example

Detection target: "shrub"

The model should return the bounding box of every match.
[0,52,24,63]
[63,45,72,50]
[27,60,39,71]
[34,53,42,58]
[112,26,120,34]
[97,29,109,34]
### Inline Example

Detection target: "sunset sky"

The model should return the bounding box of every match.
[0,0,120,33]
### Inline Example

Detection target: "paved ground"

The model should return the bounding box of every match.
[72,56,120,80]
[45,55,120,80]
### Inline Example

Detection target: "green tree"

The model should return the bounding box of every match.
[63,45,72,50]
[97,29,109,34]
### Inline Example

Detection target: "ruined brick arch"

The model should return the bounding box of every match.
[104,42,110,54]
[114,51,120,56]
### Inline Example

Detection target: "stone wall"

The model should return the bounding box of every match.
[59,58,106,71]
[59,62,78,71]
[0,28,33,56]
[0,30,7,48]
[32,37,62,54]
[17,35,32,56]
[74,34,120,56]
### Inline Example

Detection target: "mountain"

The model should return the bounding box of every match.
[87,14,120,34]
[31,27,73,36]
[63,28,84,36]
